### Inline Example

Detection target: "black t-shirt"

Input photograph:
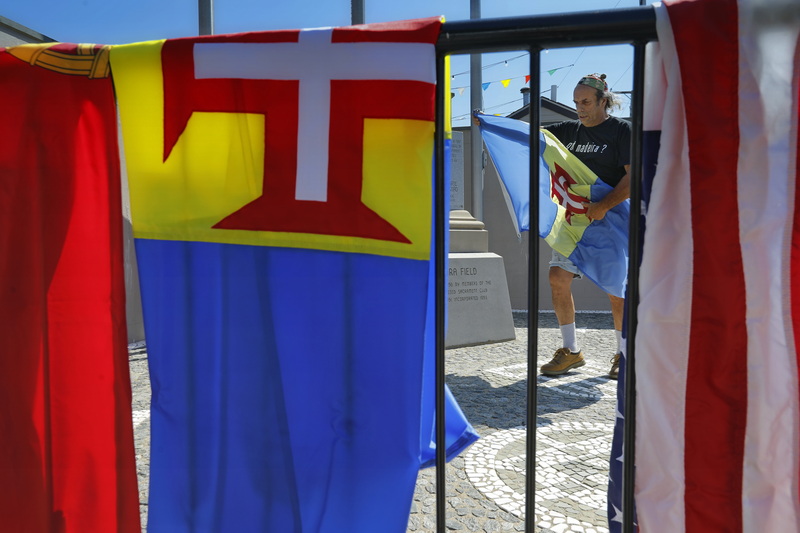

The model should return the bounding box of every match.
[544,116,631,187]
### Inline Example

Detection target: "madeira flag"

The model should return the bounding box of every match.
[0,45,140,532]
[111,18,477,532]
[476,113,629,298]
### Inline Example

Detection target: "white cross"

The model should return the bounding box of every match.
[193,29,435,202]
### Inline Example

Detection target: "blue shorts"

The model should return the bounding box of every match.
[549,249,584,279]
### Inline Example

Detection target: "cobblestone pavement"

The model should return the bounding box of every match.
[128,311,618,532]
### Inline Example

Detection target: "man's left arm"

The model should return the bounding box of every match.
[582,164,630,221]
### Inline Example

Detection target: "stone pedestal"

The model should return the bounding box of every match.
[446,210,515,348]
[446,253,516,347]
[449,209,488,252]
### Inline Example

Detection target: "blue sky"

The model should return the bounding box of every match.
[3,0,644,125]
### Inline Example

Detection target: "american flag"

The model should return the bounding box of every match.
[609,0,800,530]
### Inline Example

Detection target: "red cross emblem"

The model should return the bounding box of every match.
[160,29,435,244]
[550,162,591,224]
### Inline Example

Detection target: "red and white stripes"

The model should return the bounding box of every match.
[636,0,800,530]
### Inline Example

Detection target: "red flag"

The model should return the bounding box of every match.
[634,0,800,531]
[0,45,140,532]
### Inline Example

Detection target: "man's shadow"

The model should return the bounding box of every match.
[447,371,611,430]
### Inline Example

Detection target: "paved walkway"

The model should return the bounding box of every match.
[129,311,619,532]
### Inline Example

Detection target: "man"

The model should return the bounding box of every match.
[540,73,631,379]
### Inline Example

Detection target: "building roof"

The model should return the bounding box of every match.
[0,16,56,46]
[508,97,578,123]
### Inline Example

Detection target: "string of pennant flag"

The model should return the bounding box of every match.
[451,75,526,95]
[450,62,577,122]
[451,64,574,94]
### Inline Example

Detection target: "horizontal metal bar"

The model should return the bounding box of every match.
[438,6,657,53]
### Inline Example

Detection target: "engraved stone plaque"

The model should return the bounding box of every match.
[446,252,515,348]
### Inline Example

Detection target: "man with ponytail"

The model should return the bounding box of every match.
[540,73,631,380]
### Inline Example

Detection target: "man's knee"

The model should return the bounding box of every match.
[549,266,573,290]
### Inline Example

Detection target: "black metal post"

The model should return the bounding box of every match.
[198,0,213,36]
[434,50,448,533]
[351,0,365,25]
[622,40,646,533]
[525,47,541,533]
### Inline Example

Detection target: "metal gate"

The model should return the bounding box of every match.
[433,6,658,532]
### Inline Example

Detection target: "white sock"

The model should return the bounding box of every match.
[560,323,579,353]
[615,329,623,354]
